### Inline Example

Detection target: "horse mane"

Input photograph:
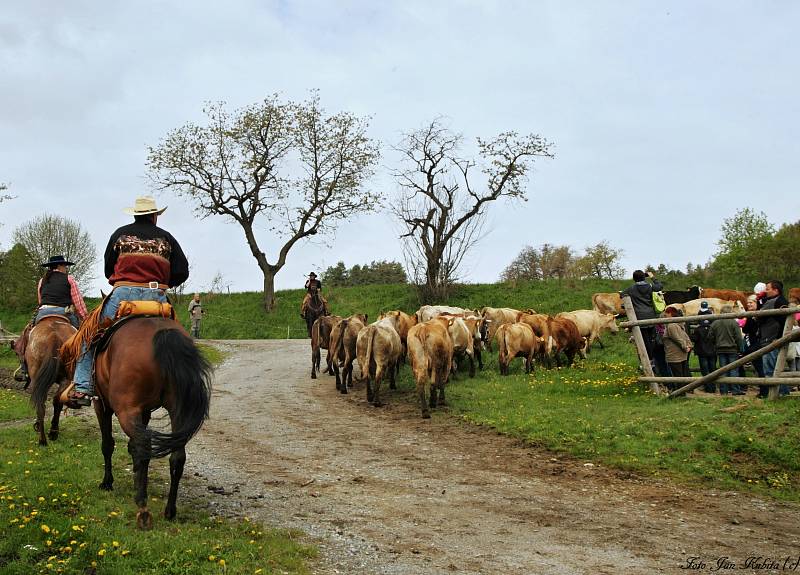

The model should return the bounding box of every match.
[60,303,106,372]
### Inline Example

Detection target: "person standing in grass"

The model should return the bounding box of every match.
[691,302,716,392]
[759,280,790,396]
[621,269,663,372]
[662,307,692,391]
[188,293,204,338]
[709,304,744,396]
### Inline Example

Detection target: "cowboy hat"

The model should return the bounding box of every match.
[308,272,317,277]
[41,255,75,268]
[123,195,167,216]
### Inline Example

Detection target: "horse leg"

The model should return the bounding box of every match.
[311,346,318,379]
[34,388,47,447]
[326,349,334,375]
[96,402,115,491]
[121,411,153,530]
[164,412,185,520]
[48,394,63,441]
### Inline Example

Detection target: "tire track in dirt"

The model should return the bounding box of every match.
[182,340,800,575]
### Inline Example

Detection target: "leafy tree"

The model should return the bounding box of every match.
[12,214,97,290]
[392,119,553,302]
[500,244,573,282]
[711,208,775,279]
[751,221,800,284]
[572,241,625,280]
[321,260,407,286]
[321,261,348,285]
[0,243,39,311]
[147,93,381,311]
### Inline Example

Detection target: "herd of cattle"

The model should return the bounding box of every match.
[308,286,800,418]
[308,304,619,418]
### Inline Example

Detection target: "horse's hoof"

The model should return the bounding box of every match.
[163,507,176,520]
[99,481,113,491]
[372,401,383,408]
[311,373,317,379]
[38,439,47,446]
[48,430,59,441]
[421,412,431,419]
[136,509,153,530]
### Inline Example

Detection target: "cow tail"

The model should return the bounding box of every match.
[334,319,348,364]
[365,325,376,379]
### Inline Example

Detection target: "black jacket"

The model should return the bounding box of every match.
[759,294,790,344]
[622,279,663,321]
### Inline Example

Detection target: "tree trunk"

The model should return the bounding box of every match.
[263,270,276,312]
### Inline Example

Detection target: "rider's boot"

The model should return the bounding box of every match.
[13,362,28,382]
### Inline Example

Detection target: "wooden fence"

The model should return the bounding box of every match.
[620,296,800,399]
[0,321,19,343]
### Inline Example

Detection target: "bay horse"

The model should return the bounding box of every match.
[26,316,77,446]
[304,284,327,337]
[57,314,212,529]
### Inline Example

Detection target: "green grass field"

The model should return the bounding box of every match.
[1,278,798,506]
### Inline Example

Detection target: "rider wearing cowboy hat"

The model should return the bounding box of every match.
[12,255,88,382]
[68,195,189,406]
[300,272,329,318]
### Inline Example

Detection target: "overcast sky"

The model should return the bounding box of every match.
[1,1,798,296]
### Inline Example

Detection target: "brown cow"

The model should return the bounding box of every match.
[591,292,624,316]
[330,314,367,393]
[478,307,521,352]
[496,322,539,375]
[310,315,342,379]
[516,312,552,368]
[788,287,799,305]
[699,288,750,307]
[356,317,403,408]
[546,316,585,367]
[406,318,454,418]
[556,309,618,352]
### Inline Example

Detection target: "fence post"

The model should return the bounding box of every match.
[622,295,658,393]
[768,313,797,399]
[287,325,290,339]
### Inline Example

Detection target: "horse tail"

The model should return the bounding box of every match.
[30,355,61,410]
[138,329,212,459]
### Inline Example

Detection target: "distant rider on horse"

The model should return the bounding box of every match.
[300,272,329,318]
[13,255,88,383]
[68,196,189,407]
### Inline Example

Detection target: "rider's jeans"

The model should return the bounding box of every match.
[35,306,80,329]
[73,286,167,394]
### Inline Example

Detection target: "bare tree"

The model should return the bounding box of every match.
[13,214,98,290]
[391,120,554,302]
[147,93,381,311]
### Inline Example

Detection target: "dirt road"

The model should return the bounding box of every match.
[183,340,800,574]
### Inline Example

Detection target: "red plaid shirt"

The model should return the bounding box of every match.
[37,276,88,320]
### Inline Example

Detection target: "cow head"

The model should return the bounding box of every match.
[602,314,619,334]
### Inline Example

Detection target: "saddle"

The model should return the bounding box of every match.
[60,300,175,373]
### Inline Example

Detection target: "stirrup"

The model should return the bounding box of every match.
[13,366,28,382]
[59,383,94,407]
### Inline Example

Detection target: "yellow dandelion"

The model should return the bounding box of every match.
[97,549,106,557]
[41,524,51,533]
[112,541,120,548]
[121,550,130,557]
[209,555,216,562]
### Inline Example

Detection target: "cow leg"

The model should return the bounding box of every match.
[468,352,475,378]
[418,379,431,419]
[326,349,334,375]
[372,367,383,407]
[334,362,343,391]
[389,360,397,389]
[475,346,483,370]
[366,373,374,403]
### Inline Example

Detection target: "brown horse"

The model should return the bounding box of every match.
[304,284,327,337]
[55,316,212,529]
[26,316,77,446]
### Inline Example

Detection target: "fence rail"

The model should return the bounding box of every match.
[621,296,799,399]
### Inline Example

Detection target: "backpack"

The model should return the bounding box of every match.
[652,290,666,314]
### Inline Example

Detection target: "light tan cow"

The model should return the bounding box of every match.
[356,317,403,408]
[310,315,342,379]
[591,292,624,316]
[556,309,618,352]
[496,322,538,375]
[406,318,454,418]
[415,305,475,323]
[439,314,477,377]
[478,307,521,352]
[667,298,744,317]
[330,314,368,393]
